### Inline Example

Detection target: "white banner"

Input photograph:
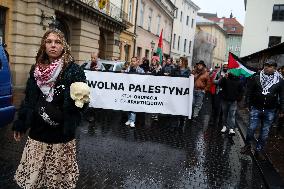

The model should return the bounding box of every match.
[85,71,194,118]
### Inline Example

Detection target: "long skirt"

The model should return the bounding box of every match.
[14,137,79,189]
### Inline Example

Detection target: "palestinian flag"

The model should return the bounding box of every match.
[156,29,163,64]
[228,52,255,77]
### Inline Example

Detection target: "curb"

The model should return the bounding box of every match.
[236,110,284,189]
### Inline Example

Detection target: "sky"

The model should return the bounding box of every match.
[193,0,246,25]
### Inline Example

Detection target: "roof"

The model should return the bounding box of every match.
[206,17,243,35]
[241,42,284,61]
[196,16,228,37]
[197,12,217,18]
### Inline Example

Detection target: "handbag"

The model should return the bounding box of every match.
[36,94,63,127]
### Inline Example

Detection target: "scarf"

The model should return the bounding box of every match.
[34,59,63,102]
[260,70,282,95]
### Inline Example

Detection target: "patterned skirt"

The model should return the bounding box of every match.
[15,137,79,189]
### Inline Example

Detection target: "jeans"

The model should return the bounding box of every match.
[128,112,136,123]
[221,100,237,129]
[192,90,205,118]
[245,107,275,152]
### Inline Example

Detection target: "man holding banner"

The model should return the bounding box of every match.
[124,57,145,127]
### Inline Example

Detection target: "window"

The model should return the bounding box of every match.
[156,15,161,35]
[191,19,194,28]
[180,11,183,22]
[139,1,145,26]
[268,36,282,47]
[186,16,189,25]
[164,20,167,40]
[145,49,150,59]
[137,47,142,58]
[231,27,236,31]
[173,33,176,49]
[188,40,192,53]
[177,36,180,50]
[272,4,284,21]
[184,39,187,52]
[128,0,133,22]
[147,9,153,31]
[124,45,130,61]
[174,9,178,18]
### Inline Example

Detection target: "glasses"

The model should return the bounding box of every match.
[45,39,62,45]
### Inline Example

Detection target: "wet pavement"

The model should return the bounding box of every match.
[0,98,266,189]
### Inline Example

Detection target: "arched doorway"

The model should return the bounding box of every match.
[54,18,70,44]
[99,28,106,59]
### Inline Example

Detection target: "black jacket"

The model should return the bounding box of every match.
[247,74,284,111]
[12,62,87,144]
[220,74,243,101]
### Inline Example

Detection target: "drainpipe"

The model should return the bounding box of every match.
[169,17,174,58]
[132,0,139,57]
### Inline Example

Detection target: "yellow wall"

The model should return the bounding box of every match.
[119,0,136,60]
[200,25,227,67]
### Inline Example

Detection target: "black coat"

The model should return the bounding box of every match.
[12,62,87,143]
[247,74,284,111]
[220,74,243,101]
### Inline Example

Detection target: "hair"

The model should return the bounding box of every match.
[180,57,188,68]
[35,29,73,70]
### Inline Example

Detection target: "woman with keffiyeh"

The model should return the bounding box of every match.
[241,59,284,161]
[12,29,86,188]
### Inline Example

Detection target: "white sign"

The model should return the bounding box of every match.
[85,71,194,118]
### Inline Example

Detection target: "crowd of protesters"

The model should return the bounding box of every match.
[83,52,284,161]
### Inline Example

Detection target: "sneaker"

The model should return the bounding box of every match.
[255,151,266,161]
[125,121,131,126]
[221,126,227,133]
[240,145,251,155]
[129,122,135,128]
[229,129,235,136]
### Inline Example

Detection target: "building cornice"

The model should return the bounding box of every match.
[45,0,128,32]
[184,0,200,11]
[153,0,176,19]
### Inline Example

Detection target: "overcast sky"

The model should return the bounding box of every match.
[193,0,246,25]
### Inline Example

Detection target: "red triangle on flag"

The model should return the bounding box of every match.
[228,52,240,69]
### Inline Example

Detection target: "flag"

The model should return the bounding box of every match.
[156,29,163,64]
[228,52,255,77]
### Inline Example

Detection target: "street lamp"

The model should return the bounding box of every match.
[150,40,155,56]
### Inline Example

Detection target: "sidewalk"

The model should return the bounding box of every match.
[237,107,284,188]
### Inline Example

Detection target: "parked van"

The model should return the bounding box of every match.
[0,44,15,127]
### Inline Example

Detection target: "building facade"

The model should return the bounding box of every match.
[241,0,284,57]
[119,0,137,61]
[170,0,199,66]
[135,0,175,61]
[204,13,243,60]
[1,0,128,88]
[193,16,228,68]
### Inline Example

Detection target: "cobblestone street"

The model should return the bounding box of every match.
[0,98,267,189]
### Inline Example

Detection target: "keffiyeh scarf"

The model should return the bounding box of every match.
[260,70,282,95]
[34,59,63,102]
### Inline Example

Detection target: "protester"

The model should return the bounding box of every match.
[12,29,86,188]
[241,59,284,160]
[209,63,228,125]
[192,60,210,119]
[176,57,191,127]
[82,51,105,71]
[125,57,145,127]
[140,57,150,72]
[148,56,162,75]
[219,72,243,135]
[162,57,176,76]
